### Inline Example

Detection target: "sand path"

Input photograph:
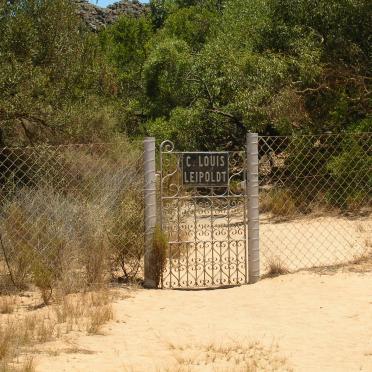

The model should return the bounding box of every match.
[36,270,372,371]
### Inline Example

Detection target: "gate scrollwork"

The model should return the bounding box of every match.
[160,141,248,288]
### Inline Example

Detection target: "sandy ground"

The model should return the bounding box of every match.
[260,214,371,271]
[35,267,372,372]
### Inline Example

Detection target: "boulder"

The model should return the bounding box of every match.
[74,0,148,31]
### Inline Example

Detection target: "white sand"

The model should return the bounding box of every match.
[36,270,372,371]
[260,214,371,271]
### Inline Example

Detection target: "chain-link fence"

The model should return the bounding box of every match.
[0,140,144,293]
[259,133,371,273]
[0,133,370,292]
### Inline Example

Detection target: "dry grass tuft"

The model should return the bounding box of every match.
[53,290,114,334]
[0,288,114,370]
[264,257,290,278]
[88,290,112,307]
[18,357,36,372]
[1,356,36,372]
[167,340,292,371]
[260,189,297,217]
[86,304,114,334]
[0,296,17,314]
[350,252,371,265]
[1,312,56,351]
[355,223,366,233]
[308,250,372,275]
[0,321,16,361]
[40,288,53,306]
[147,226,168,288]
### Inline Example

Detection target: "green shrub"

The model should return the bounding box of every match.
[275,133,371,213]
[326,135,371,210]
[0,0,124,147]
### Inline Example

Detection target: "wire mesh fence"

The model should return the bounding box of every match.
[0,140,144,294]
[259,133,371,273]
[0,133,370,292]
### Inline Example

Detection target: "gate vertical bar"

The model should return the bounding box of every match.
[144,137,157,288]
[247,133,260,284]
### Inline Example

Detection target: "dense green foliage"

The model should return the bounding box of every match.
[0,0,370,147]
[111,0,371,150]
[0,0,119,145]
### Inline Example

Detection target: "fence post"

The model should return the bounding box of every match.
[247,133,260,284]
[144,137,157,288]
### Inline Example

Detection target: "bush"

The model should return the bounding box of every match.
[265,133,372,215]
[0,188,86,294]
[0,140,145,294]
[109,189,144,282]
[326,135,371,210]
[151,226,168,288]
[260,188,297,217]
[0,0,121,146]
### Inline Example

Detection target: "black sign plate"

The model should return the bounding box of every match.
[182,152,229,187]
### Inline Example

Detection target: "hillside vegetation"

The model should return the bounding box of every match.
[0,0,370,148]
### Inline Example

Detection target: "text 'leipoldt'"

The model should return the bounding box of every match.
[182,153,229,186]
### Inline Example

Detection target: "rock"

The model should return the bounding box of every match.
[74,0,149,31]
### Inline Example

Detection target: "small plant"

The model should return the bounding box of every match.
[260,188,297,217]
[88,291,112,307]
[345,191,367,211]
[86,304,113,335]
[265,256,290,277]
[84,238,109,289]
[0,296,16,314]
[350,252,371,265]
[0,321,16,361]
[167,340,292,371]
[109,189,144,282]
[151,226,168,288]
[20,357,36,372]
[52,289,114,335]
[35,317,56,343]
[326,136,370,211]
[31,260,54,305]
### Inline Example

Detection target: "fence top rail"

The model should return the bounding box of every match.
[259,132,371,139]
[160,150,246,154]
[0,138,144,151]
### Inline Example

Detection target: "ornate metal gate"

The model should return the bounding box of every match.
[159,141,248,288]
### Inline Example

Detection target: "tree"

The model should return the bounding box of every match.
[143,0,371,149]
[99,15,154,135]
[160,5,217,50]
[143,38,193,117]
[0,0,118,145]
